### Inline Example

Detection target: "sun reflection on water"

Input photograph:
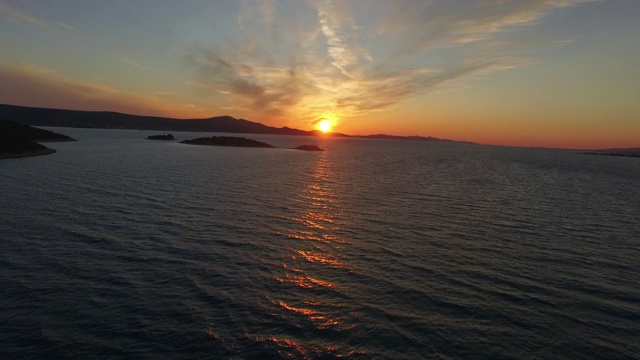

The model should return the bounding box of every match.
[294,250,348,269]
[250,151,363,356]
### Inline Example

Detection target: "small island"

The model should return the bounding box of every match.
[293,145,324,151]
[147,134,175,140]
[180,136,274,148]
[0,119,75,159]
[585,151,640,158]
[179,136,327,152]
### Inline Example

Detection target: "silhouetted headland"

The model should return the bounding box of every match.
[181,136,274,148]
[147,134,175,140]
[293,145,324,151]
[361,134,472,144]
[0,119,75,159]
[0,104,323,136]
[1,118,75,142]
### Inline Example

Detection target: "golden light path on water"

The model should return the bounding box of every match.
[251,151,364,358]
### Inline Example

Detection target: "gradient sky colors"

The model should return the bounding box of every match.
[1,0,639,149]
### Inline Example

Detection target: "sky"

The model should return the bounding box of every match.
[1,0,639,149]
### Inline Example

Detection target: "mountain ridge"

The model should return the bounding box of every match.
[0,103,464,143]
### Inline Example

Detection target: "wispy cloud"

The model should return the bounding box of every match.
[0,1,144,70]
[186,0,594,127]
[186,46,317,119]
[377,0,595,57]
[311,0,372,78]
[0,65,210,118]
[0,1,48,29]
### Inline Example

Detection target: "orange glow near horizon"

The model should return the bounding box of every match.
[1,2,638,150]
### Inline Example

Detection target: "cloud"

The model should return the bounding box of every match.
[0,1,48,29]
[0,65,211,118]
[377,0,594,58]
[310,0,372,78]
[0,2,143,70]
[186,46,318,119]
[186,0,595,126]
[0,1,85,34]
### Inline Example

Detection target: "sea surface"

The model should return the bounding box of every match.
[1,128,639,359]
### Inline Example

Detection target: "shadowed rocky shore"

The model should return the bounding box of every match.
[0,119,75,159]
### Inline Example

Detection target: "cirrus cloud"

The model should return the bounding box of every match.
[0,64,211,118]
[187,0,595,126]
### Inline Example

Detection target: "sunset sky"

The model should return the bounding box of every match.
[1,0,638,149]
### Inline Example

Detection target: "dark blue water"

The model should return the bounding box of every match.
[1,128,639,359]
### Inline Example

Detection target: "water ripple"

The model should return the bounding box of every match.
[1,131,638,359]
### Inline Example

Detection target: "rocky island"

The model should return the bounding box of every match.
[585,151,640,158]
[293,145,324,151]
[0,119,75,159]
[179,136,326,152]
[147,134,175,140]
[180,136,274,148]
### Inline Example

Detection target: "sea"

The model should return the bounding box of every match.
[1,128,639,359]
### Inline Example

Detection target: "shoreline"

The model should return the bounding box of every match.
[0,148,57,160]
[584,151,640,158]
[37,139,77,143]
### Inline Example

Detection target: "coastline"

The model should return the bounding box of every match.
[0,148,57,160]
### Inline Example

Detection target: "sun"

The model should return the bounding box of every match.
[318,120,332,133]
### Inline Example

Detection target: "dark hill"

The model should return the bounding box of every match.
[0,104,470,144]
[0,104,325,136]
[0,118,75,142]
[361,134,471,143]
[0,138,54,158]
[0,119,74,158]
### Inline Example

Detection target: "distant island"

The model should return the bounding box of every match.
[361,134,468,143]
[0,104,467,144]
[147,134,175,140]
[180,136,325,151]
[585,151,640,158]
[0,119,75,159]
[293,145,324,151]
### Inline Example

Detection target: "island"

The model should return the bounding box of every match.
[179,136,328,153]
[293,145,324,151]
[585,151,640,158]
[0,119,75,159]
[180,136,274,148]
[147,134,175,140]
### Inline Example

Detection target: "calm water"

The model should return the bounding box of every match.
[1,128,639,359]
